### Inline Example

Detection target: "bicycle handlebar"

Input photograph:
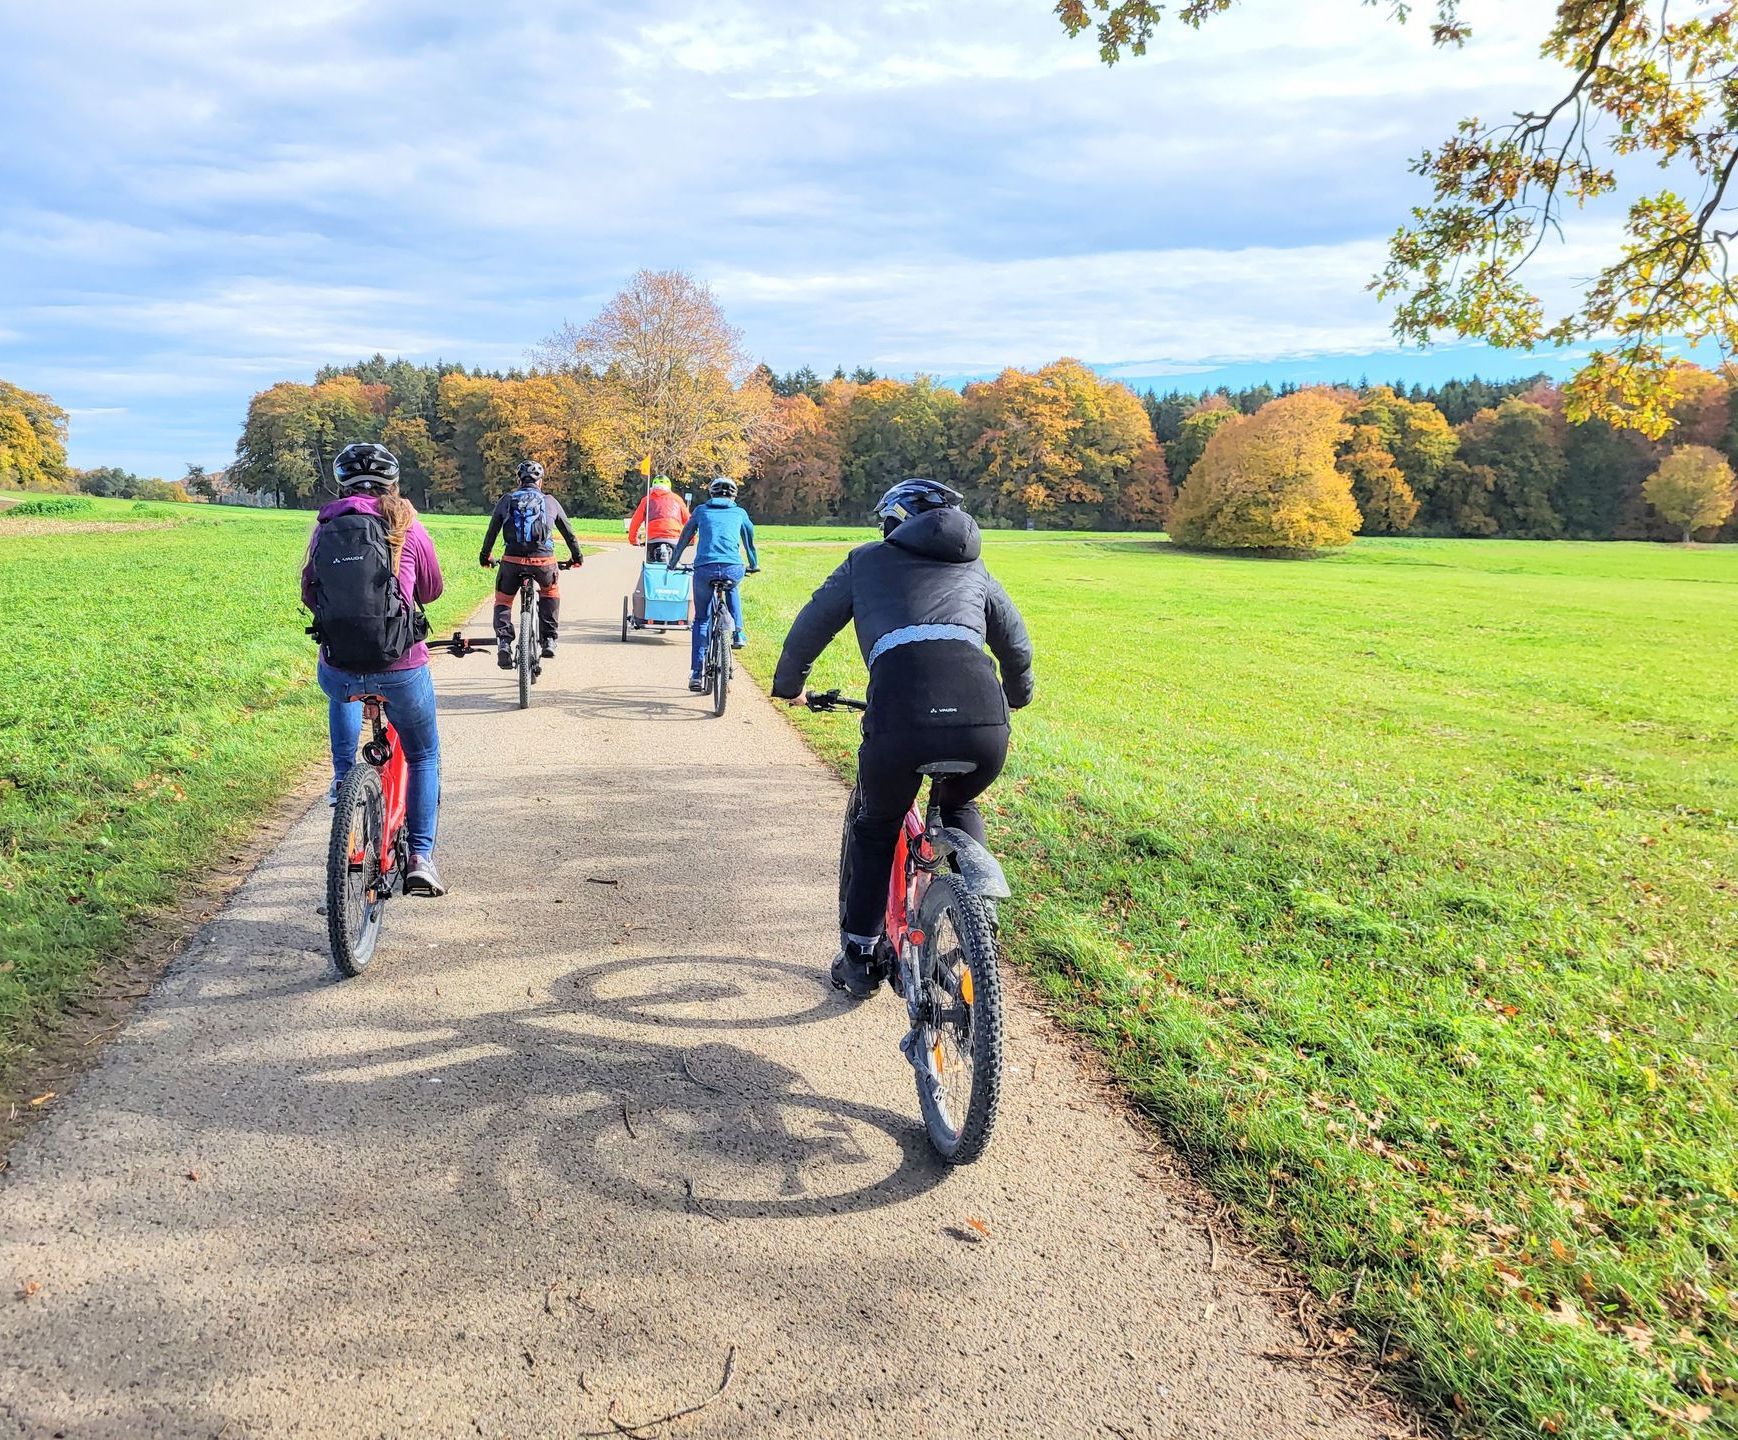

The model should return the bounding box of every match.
[806,688,867,712]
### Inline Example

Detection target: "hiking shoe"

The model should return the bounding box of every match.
[540,638,557,659]
[830,941,883,999]
[688,673,704,692]
[497,646,513,670]
[731,630,747,650]
[404,855,447,897]
[326,778,340,807]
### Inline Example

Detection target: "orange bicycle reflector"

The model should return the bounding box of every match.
[960,968,975,1005]
[932,1041,945,1074]
[909,929,925,946]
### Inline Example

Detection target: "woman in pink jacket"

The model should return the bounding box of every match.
[300,443,448,895]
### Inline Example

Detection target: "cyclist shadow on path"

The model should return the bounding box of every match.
[126,950,948,1226]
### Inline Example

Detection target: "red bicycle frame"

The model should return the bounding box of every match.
[350,697,408,879]
[885,806,934,953]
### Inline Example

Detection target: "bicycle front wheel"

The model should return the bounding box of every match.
[327,763,386,977]
[912,874,1005,1164]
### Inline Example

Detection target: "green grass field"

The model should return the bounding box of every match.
[740,534,1738,1440]
[0,498,502,1065]
[3,501,1733,1437]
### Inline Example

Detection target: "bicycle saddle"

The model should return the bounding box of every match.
[345,692,389,705]
[917,760,977,776]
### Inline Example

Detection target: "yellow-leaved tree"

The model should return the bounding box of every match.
[1643,444,1736,543]
[537,269,774,484]
[1170,390,1361,552]
[0,380,71,492]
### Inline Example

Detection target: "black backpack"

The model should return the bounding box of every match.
[307,510,425,672]
[504,486,551,551]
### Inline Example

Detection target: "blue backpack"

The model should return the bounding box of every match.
[505,486,551,550]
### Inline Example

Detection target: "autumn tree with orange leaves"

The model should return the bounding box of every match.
[1170,389,1361,550]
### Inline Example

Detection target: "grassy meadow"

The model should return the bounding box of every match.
[2,494,1733,1438]
[0,497,504,1064]
[740,533,1738,1440]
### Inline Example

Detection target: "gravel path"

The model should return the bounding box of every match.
[1,545,1399,1439]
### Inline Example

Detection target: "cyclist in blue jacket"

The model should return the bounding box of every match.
[668,477,760,692]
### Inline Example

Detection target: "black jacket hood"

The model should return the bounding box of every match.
[887,506,981,563]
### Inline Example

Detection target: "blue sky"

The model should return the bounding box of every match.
[0,1,1615,474]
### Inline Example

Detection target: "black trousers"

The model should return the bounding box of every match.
[840,723,1009,939]
[493,560,560,644]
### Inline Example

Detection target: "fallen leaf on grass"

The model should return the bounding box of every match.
[27,1092,54,1107]
[1549,1237,1571,1261]
[1546,1297,1581,1328]
[1618,1322,1652,1353]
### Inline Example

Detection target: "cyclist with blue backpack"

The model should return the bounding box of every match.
[667,476,760,693]
[478,461,584,668]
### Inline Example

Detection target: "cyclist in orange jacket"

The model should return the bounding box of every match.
[626,476,690,563]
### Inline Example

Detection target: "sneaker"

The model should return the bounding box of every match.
[688,673,704,692]
[830,941,883,999]
[540,638,557,660]
[404,854,446,897]
[326,778,340,808]
[497,646,513,670]
[731,630,747,650]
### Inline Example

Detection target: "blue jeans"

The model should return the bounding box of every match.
[690,562,744,675]
[317,661,442,858]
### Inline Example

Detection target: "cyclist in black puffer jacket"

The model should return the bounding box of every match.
[772,480,1035,998]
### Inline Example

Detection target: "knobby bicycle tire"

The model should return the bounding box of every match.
[913,873,1005,1164]
[327,763,386,978]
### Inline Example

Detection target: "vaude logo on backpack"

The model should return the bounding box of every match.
[308,510,423,672]
[505,486,551,551]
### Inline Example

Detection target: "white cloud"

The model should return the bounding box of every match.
[0,0,1628,473]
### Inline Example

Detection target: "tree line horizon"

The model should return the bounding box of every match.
[7,356,1735,546]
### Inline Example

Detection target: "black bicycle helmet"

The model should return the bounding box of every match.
[708,476,739,498]
[517,460,546,485]
[875,478,962,535]
[333,442,400,489]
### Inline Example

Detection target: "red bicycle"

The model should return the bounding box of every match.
[325,692,408,977]
[806,689,1010,1164]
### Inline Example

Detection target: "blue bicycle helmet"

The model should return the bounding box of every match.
[875,478,962,536]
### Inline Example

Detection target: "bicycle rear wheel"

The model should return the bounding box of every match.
[710,598,729,716]
[327,763,386,977]
[912,873,1004,1163]
[518,586,534,710]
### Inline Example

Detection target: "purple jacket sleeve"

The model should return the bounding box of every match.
[407,521,443,605]
[300,525,320,610]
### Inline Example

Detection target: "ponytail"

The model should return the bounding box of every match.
[380,491,416,575]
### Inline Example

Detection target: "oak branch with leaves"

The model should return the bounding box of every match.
[1054,0,1738,437]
